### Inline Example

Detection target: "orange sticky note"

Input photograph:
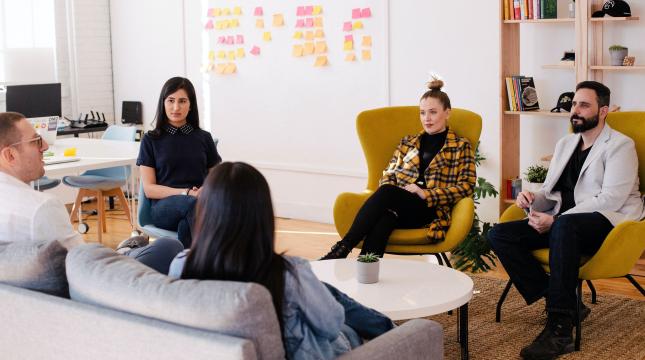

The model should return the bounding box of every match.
[362,49,371,60]
[362,35,372,47]
[292,45,304,57]
[314,55,328,67]
[303,42,315,55]
[263,32,272,41]
[314,17,323,28]
[343,41,353,51]
[305,31,314,40]
[353,21,364,30]
[345,53,356,62]
[233,6,242,15]
[217,50,226,59]
[227,50,236,61]
[224,63,237,74]
[272,14,284,27]
[314,41,327,54]
[293,31,303,39]
[256,19,264,28]
[215,63,226,74]
[236,48,245,58]
[314,29,324,38]
[312,5,322,15]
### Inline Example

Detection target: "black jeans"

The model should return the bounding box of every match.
[125,237,184,275]
[343,184,436,256]
[487,212,613,315]
[150,195,197,248]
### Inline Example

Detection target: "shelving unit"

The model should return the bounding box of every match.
[498,0,640,214]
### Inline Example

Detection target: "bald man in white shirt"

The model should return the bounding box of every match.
[0,112,182,273]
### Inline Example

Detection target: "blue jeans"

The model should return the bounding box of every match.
[125,237,184,275]
[487,212,613,315]
[324,283,395,342]
[150,195,197,247]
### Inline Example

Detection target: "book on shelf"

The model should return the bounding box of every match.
[542,0,556,19]
[528,0,534,19]
[504,75,540,112]
[504,0,510,20]
[505,177,522,200]
[514,0,521,20]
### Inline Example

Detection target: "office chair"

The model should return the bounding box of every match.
[33,176,61,191]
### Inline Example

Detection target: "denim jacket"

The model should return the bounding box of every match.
[168,252,353,359]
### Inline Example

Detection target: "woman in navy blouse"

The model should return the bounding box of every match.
[137,77,220,247]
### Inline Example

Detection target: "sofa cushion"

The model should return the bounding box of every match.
[66,244,285,360]
[0,240,68,297]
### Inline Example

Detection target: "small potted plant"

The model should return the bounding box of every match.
[356,253,380,284]
[523,164,548,193]
[609,45,628,66]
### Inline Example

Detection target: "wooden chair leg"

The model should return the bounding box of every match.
[69,191,84,222]
[496,279,513,322]
[96,191,105,244]
[115,188,133,226]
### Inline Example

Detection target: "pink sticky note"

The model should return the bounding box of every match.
[296,19,305,28]
[352,8,362,19]
[254,7,263,16]
[343,21,353,32]
[226,36,235,45]
[345,34,354,42]
[305,18,314,28]
[362,8,372,18]
[304,6,313,15]
[236,35,244,44]
[250,46,261,56]
[205,20,214,30]
[297,6,305,16]
[217,36,226,44]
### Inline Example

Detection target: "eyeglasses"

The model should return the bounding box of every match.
[8,135,43,149]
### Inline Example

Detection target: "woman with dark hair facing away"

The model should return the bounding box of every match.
[321,78,476,259]
[168,162,394,359]
[137,77,221,247]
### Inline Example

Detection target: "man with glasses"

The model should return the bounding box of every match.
[0,112,182,274]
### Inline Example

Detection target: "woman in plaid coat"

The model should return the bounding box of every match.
[321,79,476,259]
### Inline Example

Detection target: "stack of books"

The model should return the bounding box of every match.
[505,76,540,112]
[503,0,557,20]
[506,178,523,200]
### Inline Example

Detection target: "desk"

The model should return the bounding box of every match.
[57,124,109,137]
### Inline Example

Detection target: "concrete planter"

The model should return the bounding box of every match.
[610,48,628,66]
[522,180,544,193]
[357,260,380,284]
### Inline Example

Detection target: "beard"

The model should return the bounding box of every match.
[570,113,600,133]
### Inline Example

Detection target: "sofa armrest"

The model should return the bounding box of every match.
[338,319,443,360]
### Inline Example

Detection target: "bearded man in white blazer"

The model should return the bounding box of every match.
[488,81,645,360]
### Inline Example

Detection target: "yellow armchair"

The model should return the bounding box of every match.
[333,106,482,264]
[495,111,645,350]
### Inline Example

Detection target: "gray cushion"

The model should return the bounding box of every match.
[0,240,69,297]
[66,244,285,360]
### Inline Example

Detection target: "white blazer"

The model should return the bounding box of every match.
[536,124,645,226]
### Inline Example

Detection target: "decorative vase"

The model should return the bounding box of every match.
[356,260,380,284]
[522,180,544,193]
[610,48,628,66]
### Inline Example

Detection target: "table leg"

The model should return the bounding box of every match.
[459,303,469,360]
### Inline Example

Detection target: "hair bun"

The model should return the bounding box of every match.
[427,79,444,91]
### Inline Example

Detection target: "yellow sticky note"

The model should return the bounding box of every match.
[343,41,353,51]
[215,63,226,74]
[256,19,264,28]
[314,29,324,38]
[305,31,314,40]
[314,17,323,28]
[64,147,77,157]
[272,14,284,27]
[313,5,322,15]
[230,19,239,28]
[236,48,245,58]
[345,53,356,62]
[303,42,315,55]
[213,8,222,16]
[362,36,372,47]
[314,55,328,67]
[222,8,231,16]
[233,6,242,15]
[314,41,327,54]
[353,21,364,30]
[263,32,272,41]
[217,50,226,59]
[292,45,304,57]
[208,50,215,61]
[293,31,303,39]
[215,21,224,30]
[228,51,236,61]
[222,20,231,29]
[224,63,237,74]
[362,49,371,60]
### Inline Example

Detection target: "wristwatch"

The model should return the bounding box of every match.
[181,188,189,196]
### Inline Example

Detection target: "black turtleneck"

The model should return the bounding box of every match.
[415,129,448,187]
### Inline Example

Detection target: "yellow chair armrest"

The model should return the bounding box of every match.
[442,197,475,250]
[579,219,645,280]
[500,204,526,223]
[333,191,372,238]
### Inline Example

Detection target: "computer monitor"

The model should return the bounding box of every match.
[121,101,143,124]
[6,83,61,145]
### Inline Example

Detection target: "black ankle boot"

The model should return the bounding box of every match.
[319,241,352,260]
[520,313,574,360]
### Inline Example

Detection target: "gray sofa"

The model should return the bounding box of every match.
[0,243,444,359]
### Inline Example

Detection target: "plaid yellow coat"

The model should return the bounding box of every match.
[379,128,476,242]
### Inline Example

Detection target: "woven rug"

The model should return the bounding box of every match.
[410,276,645,360]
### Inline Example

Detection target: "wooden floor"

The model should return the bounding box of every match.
[75,200,645,300]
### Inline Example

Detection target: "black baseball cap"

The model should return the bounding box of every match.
[592,0,632,17]
[551,92,575,113]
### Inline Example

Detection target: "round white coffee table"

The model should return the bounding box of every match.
[310,258,473,360]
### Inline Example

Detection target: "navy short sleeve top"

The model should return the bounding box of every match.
[136,126,220,189]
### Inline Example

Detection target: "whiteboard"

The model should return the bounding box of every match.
[197,0,389,175]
